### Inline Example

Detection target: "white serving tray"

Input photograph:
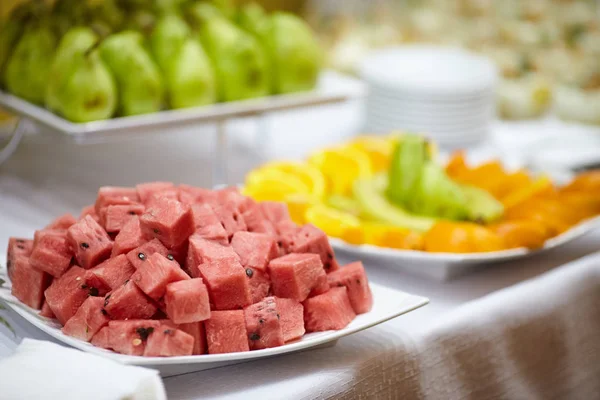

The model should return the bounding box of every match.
[331,215,600,281]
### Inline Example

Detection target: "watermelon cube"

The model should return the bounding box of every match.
[62,296,110,341]
[143,326,194,357]
[274,297,305,342]
[242,203,277,236]
[136,182,175,205]
[88,254,136,291]
[290,224,339,272]
[79,205,100,223]
[11,256,51,310]
[303,287,356,332]
[164,278,210,324]
[178,185,217,206]
[327,261,373,314]
[260,202,291,224]
[39,300,56,318]
[190,204,228,245]
[112,216,147,257]
[212,202,247,238]
[268,253,327,302]
[103,280,157,320]
[107,320,161,356]
[276,220,300,254]
[309,274,330,297]
[29,230,73,277]
[139,198,195,248]
[243,297,284,350]
[126,238,169,270]
[132,253,190,301]
[67,216,113,269]
[91,326,111,349]
[44,266,94,324]
[46,213,77,231]
[94,186,139,214]
[245,267,271,304]
[216,187,252,209]
[205,310,249,354]
[199,260,251,310]
[186,234,239,278]
[231,232,278,272]
[6,237,33,281]
[100,204,145,233]
[179,322,207,355]
[166,239,188,266]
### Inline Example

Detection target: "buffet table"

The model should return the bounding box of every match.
[1,103,599,399]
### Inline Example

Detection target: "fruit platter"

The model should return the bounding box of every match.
[242,133,600,280]
[0,183,428,376]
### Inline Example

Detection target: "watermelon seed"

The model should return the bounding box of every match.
[259,319,264,324]
[80,242,89,249]
[164,329,172,335]
[153,228,160,235]
[245,268,253,278]
[89,287,99,297]
[136,327,154,341]
[167,254,174,261]
[337,283,344,287]
[16,239,24,243]
[101,309,107,316]
[17,244,24,250]
[276,313,280,320]
[80,284,88,289]
[104,294,111,306]
[249,333,260,341]
[138,252,146,261]
[277,241,282,247]
[128,211,137,215]
[327,253,333,260]
[124,279,130,284]
[356,279,360,284]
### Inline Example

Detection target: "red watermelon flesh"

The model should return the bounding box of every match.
[291,224,339,273]
[216,187,252,208]
[178,185,218,206]
[91,326,111,349]
[186,234,239,278]
[245,267,271,304]
[136,182,175,205]
[242,203,277,236]
[67,216,113,269]
[107,320,161,356]
[231,231,278,273]
[79,205,100,223]
[190,204,228,245]
[327,261,373,314]
[100,204,145,233]
[243,297,284,350]
[39,300,56,319]
[29,230,73,278]
[166,239,188,266]
[179,322,207,355]
[144,326,194,357]
[303,287,356,332]
[132,253,189,301]
[103,280,157,320]
[274,297,305,342]
[205,310,249,354]
[6,237,33,281]
[44,266,93,324]
[62,296,110,341]
[11,256,51,310]
[212,203,247,238]
[275,220,299,255]
[88,254,135,291]
[199,259,251,310]
[260,202,291,224]
[112,216,146,257]
[309,274,330,298]
[94,186,139,214]
[126,238,169,270]
[268,253,326,302]
[165,278,210,324]
[46,213,77,231]
[139,197,195,248]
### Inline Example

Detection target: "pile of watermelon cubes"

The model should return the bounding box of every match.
[6,183,373,357]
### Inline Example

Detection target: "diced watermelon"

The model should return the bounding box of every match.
[309,274,330,297]
[260,202,291,224]
[245,267,271,304]
[164,278,210,324]
[166,239,188,266]
[62,296,110,341]
[6,237,33,281]
[88,254,136,291]
[136,182,175,205]
[11,256,51,310]
[29,230,73,277]
[186,234,239,278]
[216,187,252,209]
[205,310,249,354]
[178,185,217,206]
[326,261,373,314]
[241,202,277,236]
[44,266,94,324]
[126,238,169,270]
[112,216,147,257]
[132,253,189,301]
[79,205,100,223]
[91,326,111,349]
[190,204,228,245]
[94,186,139,214]
[39,300,56,319]
[100,204,145,233]
[212,203,247,239]
[290,224,339,272]
[274,297,305,342]
[268,253,327,302]
[103,280,157,320]
[231,231,278,272]
[144,326,194,357]
[179,322,207,355]
[45,213,77,231]
[107,320,161,356]
[276,220,300,254]
[303,287,356,332]
[243,297,284,350]
[139,198,195,248]
[67,216,113,269]
[199,260,251,310]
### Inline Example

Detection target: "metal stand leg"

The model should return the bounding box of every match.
[0,118,25,166]
[213,119,228,187]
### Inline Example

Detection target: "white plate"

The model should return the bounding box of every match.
[331,216,600,281]
[0,265,428,377]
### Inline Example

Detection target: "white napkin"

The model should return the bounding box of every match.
[0,339,167,400]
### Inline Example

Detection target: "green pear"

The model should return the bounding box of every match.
[236,2,269,37]
[99,31,164,116]
[123,9,157,35]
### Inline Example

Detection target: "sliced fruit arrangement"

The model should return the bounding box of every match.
[6,183,373,357]
[243,132,600,253]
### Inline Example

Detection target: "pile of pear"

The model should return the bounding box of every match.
[0,0,323,123]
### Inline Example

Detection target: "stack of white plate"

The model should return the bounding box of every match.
[359,46,498,148]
